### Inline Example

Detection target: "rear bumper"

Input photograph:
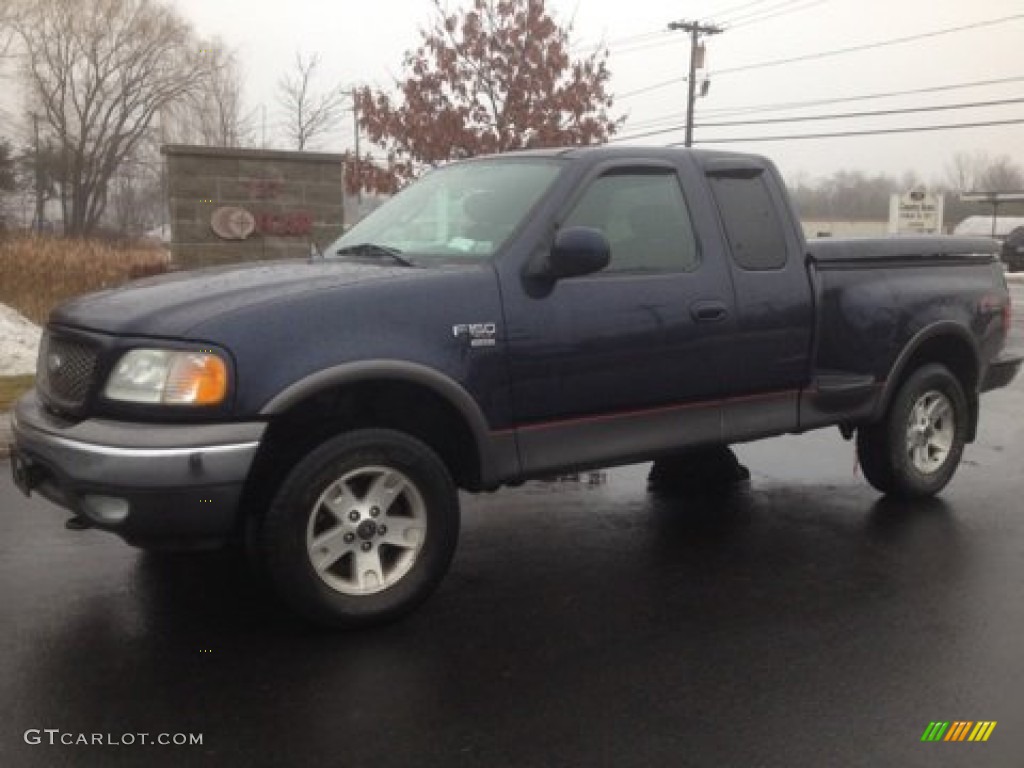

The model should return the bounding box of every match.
[11,391,265,549]
[981,354,1022,393]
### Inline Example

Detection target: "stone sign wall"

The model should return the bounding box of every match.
[162,144,345,269]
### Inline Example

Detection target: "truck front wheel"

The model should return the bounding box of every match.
[856,364,967,499]
[261,429,459,627]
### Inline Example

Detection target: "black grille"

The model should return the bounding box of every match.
[37,332,98,410]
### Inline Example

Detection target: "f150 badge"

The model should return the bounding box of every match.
[452,323,497,347]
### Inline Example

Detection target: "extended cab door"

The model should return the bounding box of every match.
[500,158,737,475]
[702,158,814,441]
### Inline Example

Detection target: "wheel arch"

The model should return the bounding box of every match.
[262,361,493,432]
[255,360,509,490]
[874,322,981,440]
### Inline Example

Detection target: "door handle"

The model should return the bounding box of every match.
[690,301,729,323]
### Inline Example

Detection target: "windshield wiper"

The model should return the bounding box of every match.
[335,243,417,267]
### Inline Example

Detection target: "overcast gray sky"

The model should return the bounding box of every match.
[155,0,1024,183]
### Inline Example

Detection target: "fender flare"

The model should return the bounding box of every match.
[872,321,981,424]
[259,360,512,485]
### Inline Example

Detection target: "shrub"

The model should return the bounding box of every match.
[0,235,171,325]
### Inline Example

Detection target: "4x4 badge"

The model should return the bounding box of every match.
[452,323,497,347]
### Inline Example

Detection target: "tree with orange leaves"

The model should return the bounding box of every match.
[345,0,621,195]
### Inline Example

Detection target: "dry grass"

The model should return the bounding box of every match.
[0,375,34,411]
[0,235,171,325]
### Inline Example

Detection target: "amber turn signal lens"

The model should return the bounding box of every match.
[163,354,228,405]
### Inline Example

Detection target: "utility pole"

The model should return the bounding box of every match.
[32,112,45,233]
[351,88,362,206]
[667,20,722,147]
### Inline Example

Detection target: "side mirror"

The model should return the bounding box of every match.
[546,226,610,279]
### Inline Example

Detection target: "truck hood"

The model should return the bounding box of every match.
[51,259,419,338]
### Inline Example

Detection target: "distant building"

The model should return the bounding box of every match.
[953,215,1024,240]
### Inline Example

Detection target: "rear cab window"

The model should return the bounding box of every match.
[709,174,789,271]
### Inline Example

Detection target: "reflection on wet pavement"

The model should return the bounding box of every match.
[2,360,1023,765]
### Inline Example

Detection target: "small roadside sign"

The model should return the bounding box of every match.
[889,187,944,235]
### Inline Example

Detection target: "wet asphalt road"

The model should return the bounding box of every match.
[1,286,1022,768]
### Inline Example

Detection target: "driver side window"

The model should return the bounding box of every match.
[562,170,699,274]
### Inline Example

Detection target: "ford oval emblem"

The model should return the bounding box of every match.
[211,206,256,241]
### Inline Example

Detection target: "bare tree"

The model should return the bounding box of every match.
[12,0,215,235]
[109,149,164,237]
[277,52,345,151]
[0,0,20,57]
[788,170,900,221]
[945,151,980,193]
[0,137,16,229]
[978,154,1024,193]
[0,0,23,121]
[945,151,1024,194]
[198,48,252,147]
[161,44,252,148]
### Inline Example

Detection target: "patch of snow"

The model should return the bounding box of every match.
[0,303,41,376]
[144,223,172,244]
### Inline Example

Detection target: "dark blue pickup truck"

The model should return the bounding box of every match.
[11,146,1021,626]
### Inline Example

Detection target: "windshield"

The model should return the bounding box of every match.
[329,158,562,262]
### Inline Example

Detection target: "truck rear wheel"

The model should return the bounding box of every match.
[261,429,459,627]
[856,364,967,499]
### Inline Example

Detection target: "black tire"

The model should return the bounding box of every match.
[261,429,459,627]
[856,363,968,499]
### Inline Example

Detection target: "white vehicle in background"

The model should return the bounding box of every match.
[954,216,1024,271]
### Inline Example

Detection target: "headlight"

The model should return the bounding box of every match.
[104,349,228,406]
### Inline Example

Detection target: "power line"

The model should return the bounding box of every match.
[702,96,1024,128]
[711,0,778,21]
[727,0,831,30]
[723,0,818,27]
[696,74,1024,117]
[614,96,1024,142]
[571,30,669,54]
[623,74,1024,131]
[623,72,1024,123]
[606,35,685,57]
[616,14,1024,100]
[676,117,1024,145]
[597,2,818,57]
[624,111,702,132]
[576,31,723,62]
[712,13,1024,76]
[619,77,687,100]
[575,1,807,58]
[598,2,802,57]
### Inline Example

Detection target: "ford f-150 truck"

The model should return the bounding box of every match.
[10,147,1021,626]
